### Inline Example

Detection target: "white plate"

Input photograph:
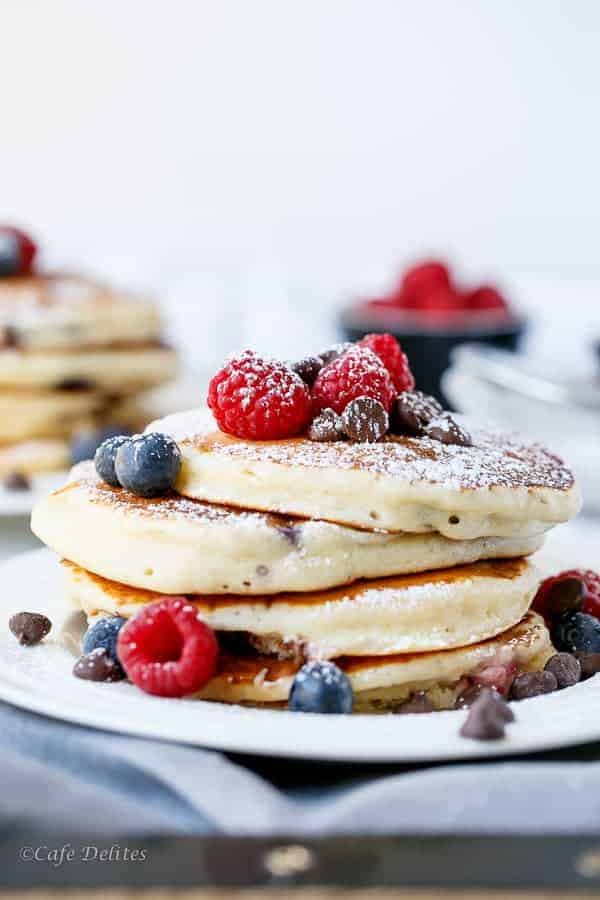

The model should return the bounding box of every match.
[0,471,67,518]
[0,524,599,763]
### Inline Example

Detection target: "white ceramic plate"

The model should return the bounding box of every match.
[0,472,67,518]
[0,523,598,763]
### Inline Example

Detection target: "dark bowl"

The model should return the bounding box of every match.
[339,303,527,407]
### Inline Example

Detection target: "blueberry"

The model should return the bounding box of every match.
[114,432,181,498]
[551,612,600,654]
[71,425,131,465]
[288,661,353,714]
[0,231,22,277]
[94,435,131,487]
[82,616,126,673]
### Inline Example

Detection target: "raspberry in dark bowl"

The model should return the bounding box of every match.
[339,260,526,406]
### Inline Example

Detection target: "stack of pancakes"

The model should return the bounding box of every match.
[32,407,581,712]
[0,274,177,478]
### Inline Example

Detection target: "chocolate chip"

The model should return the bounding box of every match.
[395,691,433,714]
[510,670,558,700]
[424,413,472,447]
[392,391,443,434]
[544,652,581,689]
[545,578,584,617]
[341,396,389,443]
[277,524,301,547]
[574,652,600,680]
[3,471,30,491]
[291,356,323,387]
[73,648,125,682]
[460,688,514,740]
[56,377,96,392]
[9,612,52,646]
[2,326,20,349]
[308,408,344,442]
[318,342,353,366]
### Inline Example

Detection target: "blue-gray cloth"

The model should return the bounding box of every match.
[3,700,600,835]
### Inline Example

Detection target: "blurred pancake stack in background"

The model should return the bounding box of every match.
[0,226,177,484]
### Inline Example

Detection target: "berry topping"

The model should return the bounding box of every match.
[83,616,127,674]
[308,408,344,442]
[340,396,389,443]
[395,691,433,714]
[358,333,415,393]
[3,471,30,491]
[9,611,52,646]
[94,435,131,487]
[73,648,125,683]
[460,688,514,741]
[71,425,131,466]
[0,226,37,277]
[318,342,353,366]
[115,432,181,498]
[551,612,600,655]
[392,390,443,434]
[291,356,323,387]
[510,670,557,700]
[208,350,312,441]
[117,598,218,697]
[311,346,396,417]
[473,661,518,696]
[544,652,581,689]
[423,413,472,447]
[533,570,600,623]
[288,660,354,714]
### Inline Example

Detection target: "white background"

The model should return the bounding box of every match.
[1,0,600,364]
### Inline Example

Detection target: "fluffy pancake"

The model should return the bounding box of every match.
[0,273,162,350]
[0,389,104,442]
[0,344,177,392]
[64,556,540,658]
[196,612,553,709]
[0,438,70,476]
[32,462,545,595]
[149,410,580,539]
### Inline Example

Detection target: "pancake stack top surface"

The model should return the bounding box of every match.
[32,334,581,715]
[0,227,177,481]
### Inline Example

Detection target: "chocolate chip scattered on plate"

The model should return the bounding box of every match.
[460,688,514,741]
[9,611,52,646]
[73,648,126,682]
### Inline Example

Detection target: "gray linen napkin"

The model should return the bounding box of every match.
[3,701,600,835]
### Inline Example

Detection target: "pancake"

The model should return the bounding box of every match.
[0,273,162,350]
[0,438,69,476]
[149,409,581,539]
[196,612,553,709]
[32,462,545,595]
[0,389,104,442]
[64,556,541,658]
[0,344,177,392]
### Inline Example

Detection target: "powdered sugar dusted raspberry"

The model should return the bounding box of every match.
[358,333,415,393]
[207,350,312,440]
[311,346,396,415]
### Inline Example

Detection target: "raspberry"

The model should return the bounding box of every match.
[399,260,452,306]
[464,285,508,312]
[117,597,218,697]
[473,661,518,696]
[311,346,396,416]
[359,332,415,393]
[207,350,312,440]
[533,569,600,623]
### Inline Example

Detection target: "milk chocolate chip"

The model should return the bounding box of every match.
[393,390,443,434]
[9,612,52,646]
[424,413,472,447]
[341,396,389,442]
[308,408,344,442]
